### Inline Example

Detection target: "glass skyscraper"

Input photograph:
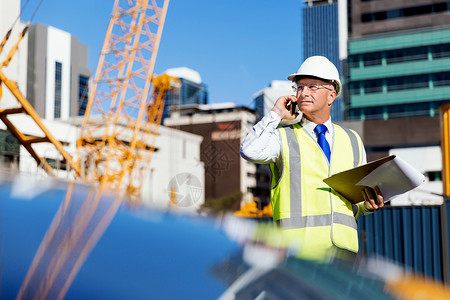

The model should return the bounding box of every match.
[163,71,208,121]
[302,0,343,121]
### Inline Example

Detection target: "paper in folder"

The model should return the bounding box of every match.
[323,155,425,204]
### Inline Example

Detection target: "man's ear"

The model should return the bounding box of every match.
[327,91,336,106]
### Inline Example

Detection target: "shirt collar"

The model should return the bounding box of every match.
[300,117,333,136]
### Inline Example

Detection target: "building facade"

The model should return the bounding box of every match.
[345,0,450,121]
[164,103,259,205]
[163,67,208,121]
[27,24,90,120]
[253,80,293,121]
[303,0,343,121]
[342,0,450,206]
[0,0,28,110]
[345,27,450,121]
[349,0,450,38]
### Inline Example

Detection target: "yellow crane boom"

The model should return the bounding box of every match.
[0,0,175,203]
[76,0,172,201]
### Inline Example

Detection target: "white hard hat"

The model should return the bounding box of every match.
[288,56,342,97]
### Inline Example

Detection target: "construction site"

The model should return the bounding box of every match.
[2,0,450,299]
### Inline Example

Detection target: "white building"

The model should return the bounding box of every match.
[27,24,90,119]
[0,0,28,109]
[253,80,296,121]
[1,1,90,120]
[141,125,204,210]
[0,115,205,210]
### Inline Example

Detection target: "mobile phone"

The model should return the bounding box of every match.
[286,101,297,115]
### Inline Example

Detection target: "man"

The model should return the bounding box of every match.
[240,56,384,261]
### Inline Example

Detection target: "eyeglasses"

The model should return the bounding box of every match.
[292,83,334,93]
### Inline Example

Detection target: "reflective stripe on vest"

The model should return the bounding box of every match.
[270,123,364,252]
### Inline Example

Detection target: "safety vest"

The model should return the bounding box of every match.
[270,123,364,258]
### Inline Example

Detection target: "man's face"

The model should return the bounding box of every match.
[295,78,336,117]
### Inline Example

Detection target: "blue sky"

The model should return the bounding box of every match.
[20,0,304,107]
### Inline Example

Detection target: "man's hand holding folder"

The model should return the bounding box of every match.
[324,155,425,204]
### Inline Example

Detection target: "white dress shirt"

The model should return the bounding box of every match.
[240,110,366,164]
[240,110,372,214]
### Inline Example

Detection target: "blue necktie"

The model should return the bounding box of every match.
[314,124,331,163]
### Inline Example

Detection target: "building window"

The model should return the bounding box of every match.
[387,74,428,92]
[385,46,427,64]
[349,82,361,95]
[347,99,450,121]
[0,130,20,169]
[426,171,442,182]
[363,52,382,67]
[432,72,450,87]
[54,62,62,118]
[361,2,450,23]
[162,78,207,121]
[431,43,450,59]
[46,158,68,170]
[348,55,360,68]
[78,75,89,116]
[364,79,383,94]
[349,71,450,95]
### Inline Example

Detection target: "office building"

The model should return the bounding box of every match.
[27,24,91,120]
[162,67,208,121]
[303,0,343,121]
[2,1,91,120]
[0,0,28,110]
[342,0,450,205]
[349,0,450,38]
[345,0,450,121]
[345,27,450,121]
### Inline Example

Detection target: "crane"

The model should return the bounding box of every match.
[76,0,177,202]
[0,1,176,299]
[0,0,177,202]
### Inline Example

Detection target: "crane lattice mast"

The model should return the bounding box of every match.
[77,0,171,200]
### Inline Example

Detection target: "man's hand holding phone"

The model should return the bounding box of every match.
[271,95,299,120]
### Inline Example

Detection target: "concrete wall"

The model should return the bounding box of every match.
[27,24,47,116]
